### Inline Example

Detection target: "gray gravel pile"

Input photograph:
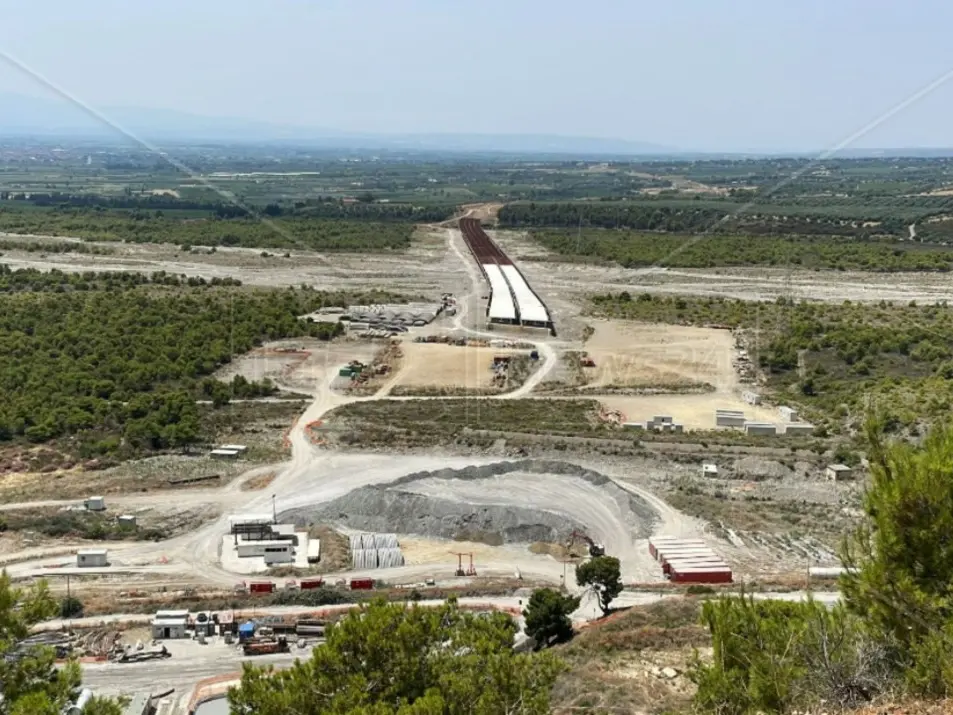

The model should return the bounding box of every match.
[306,487,584,544]
[387,459,617,489]
[282,459,658,546]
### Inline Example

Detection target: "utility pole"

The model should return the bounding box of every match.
[559,558,574,593]
[66,574,72,635]
[272,494,277,524]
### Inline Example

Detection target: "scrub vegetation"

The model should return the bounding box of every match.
[591,291,953,432]
[0,265,401,460]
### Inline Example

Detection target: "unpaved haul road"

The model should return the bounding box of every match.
[401,470,658,581]
[5,227,652,590]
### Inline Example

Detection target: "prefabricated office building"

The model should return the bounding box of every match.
[151,610,189,640]
[230,514,297,564]
[236,539,294,564]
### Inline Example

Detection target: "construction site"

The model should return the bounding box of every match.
[459,218,554,332]
[0,213,877,712]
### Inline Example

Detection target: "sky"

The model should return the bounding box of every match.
[0,0,951,152]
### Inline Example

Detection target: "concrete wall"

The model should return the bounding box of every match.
[744,422,777,436]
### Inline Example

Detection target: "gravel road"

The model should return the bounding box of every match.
[2,228,686,592]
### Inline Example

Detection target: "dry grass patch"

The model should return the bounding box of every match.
[583,319,735,391]
[241,471,277,491]
[552,598,708,715]
[308,524,351,573]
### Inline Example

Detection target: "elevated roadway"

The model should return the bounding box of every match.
[458,217,553,331]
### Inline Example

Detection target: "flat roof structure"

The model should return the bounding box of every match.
[670,565,732,574]
[659,548,719,558]
[660,552,720,566]
[500,265,549,325]
[665,557,728,568]
[155,609,190,619]
[650,535,705,543]
[483,264,517,322]
[151,617,188,626]
[651,540,707,551]
[229,514,273,528]
[460,217,552,330]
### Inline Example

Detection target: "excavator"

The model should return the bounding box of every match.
[566,530,605,558]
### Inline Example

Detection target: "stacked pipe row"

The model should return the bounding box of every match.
[349,532,404,569]
[352,548,379,569]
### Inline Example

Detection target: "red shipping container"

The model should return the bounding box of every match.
[670,567,732,584]
[249,581,275,593]
[350,578,374,590]
[663,557,726,575]
[300,578,324,590]
[660,550,718,567]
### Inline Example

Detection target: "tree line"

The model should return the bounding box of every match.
[534,229,953,271]
[0,267,392,458]
[498,199,940,238]
[0,208,415,251]
[1,192,455,222]
[0,266,241,292]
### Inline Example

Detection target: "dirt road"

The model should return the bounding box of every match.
[4,227,572,589]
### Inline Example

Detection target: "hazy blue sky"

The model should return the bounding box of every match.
[0,0,951,151]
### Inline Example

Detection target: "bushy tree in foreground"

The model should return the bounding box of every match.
[575,555,622,616]
[691,596,887,715]
[841,419,953,695]
[522,588,580,648]
[0,571,120,715]
[228,598,565,715]
[692,419,953,713]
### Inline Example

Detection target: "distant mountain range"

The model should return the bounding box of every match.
[0,91,672,155]
[3,92,952,158]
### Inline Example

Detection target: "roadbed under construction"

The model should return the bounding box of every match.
[459,217,554,331]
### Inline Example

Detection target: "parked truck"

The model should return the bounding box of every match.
[243,636,290,656]
[248,581,276,594]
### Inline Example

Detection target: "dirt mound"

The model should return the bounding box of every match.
[388,459,615,489]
